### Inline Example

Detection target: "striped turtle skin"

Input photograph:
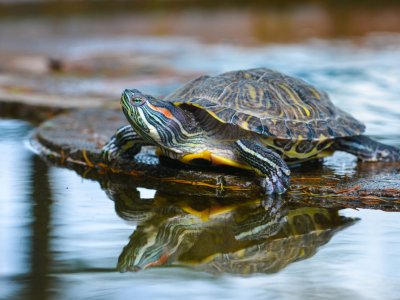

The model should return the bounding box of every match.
[102,68,400,194]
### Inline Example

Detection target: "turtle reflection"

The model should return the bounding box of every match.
[107,185,357,275]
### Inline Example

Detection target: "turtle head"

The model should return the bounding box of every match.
[121,89,151,110]
[120,89,162,141]
[120,89,202,148]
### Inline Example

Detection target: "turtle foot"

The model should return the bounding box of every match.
[335,135,400,162]
[101,125,144,163]
[260,169,290,195]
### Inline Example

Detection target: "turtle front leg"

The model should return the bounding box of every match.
[234,139,291,194]
[102,125,145,162]
[334,135,400,162]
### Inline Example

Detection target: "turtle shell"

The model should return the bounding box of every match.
[164,68,365,140]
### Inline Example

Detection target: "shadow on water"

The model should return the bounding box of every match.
[18,156,55,300]
[103,182,358,275]
[0,121,54,299]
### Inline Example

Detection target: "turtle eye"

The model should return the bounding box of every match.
[130,97,146,106]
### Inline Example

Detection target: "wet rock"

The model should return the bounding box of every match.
[31,108,400,210]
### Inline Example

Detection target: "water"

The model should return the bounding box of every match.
[1,37,400,299]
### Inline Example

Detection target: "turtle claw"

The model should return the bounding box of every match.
[261,177,274,194]
[257,154,291,194]
[101,139,118,162]
[234,139,291,195]
[260,169,290,195]
[101,125,144,163]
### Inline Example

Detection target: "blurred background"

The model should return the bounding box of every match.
[1,0,400,131]
[1,1,400,300]
[1,0,400,42]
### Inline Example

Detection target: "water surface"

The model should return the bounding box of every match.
[1,36,400,299]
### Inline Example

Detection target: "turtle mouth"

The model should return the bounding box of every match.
[121,105,130,118]
[122,103,152,138]
[122,105,134,123]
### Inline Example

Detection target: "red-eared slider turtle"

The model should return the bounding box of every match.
[102,68,400,194]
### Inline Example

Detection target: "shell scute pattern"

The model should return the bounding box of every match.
[165,68,365,140]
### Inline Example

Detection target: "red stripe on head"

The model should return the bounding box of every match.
[148,103,174,120]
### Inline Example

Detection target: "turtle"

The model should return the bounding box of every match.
[102,68,400,194]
